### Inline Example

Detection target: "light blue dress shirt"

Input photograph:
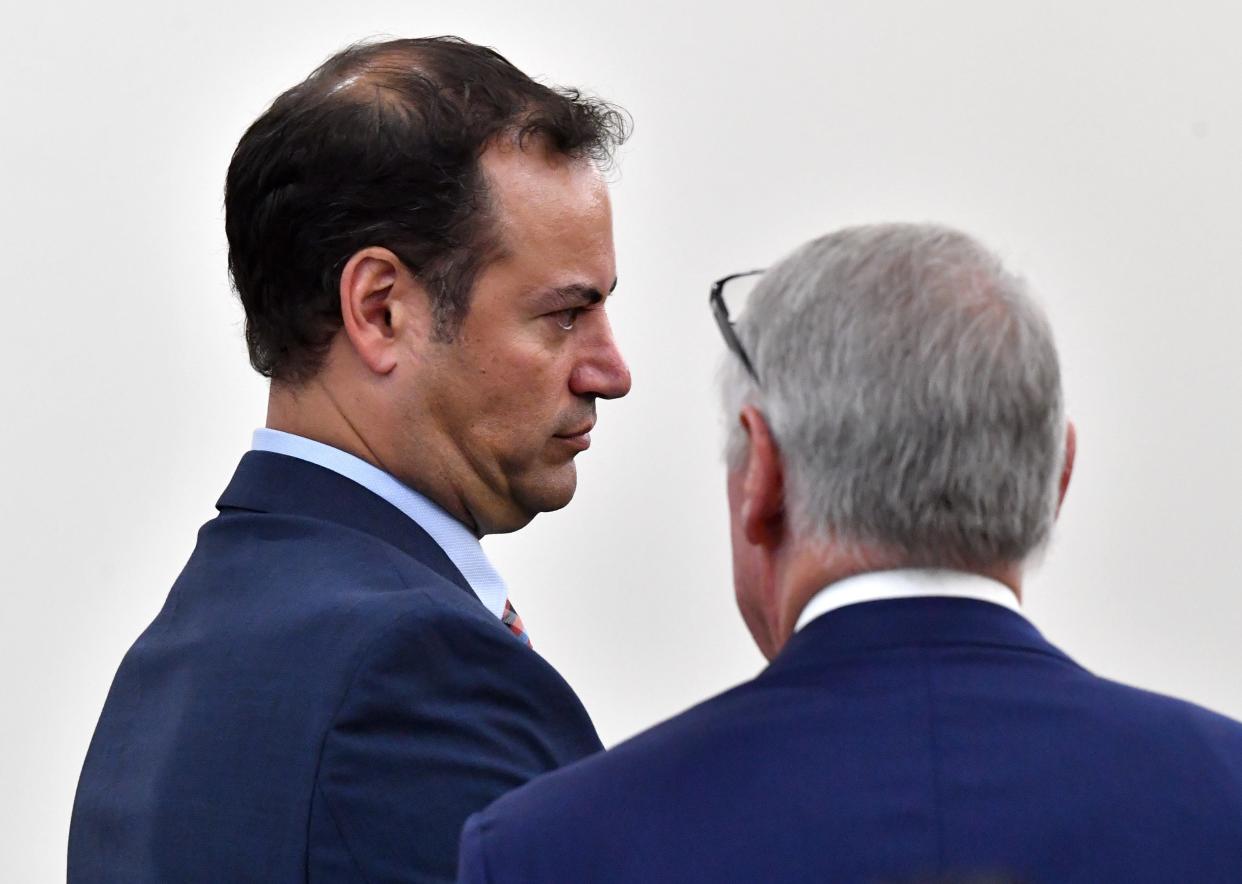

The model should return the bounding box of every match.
[251,428,510,623]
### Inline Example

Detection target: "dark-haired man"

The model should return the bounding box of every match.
[69,37,630,883]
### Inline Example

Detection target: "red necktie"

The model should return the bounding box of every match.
[502,598,532,649]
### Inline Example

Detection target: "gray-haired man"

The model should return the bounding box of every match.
[458,223,1242,883]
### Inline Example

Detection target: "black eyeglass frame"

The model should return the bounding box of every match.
[710,269,766,383]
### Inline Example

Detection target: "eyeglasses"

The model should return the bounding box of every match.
[710,269,765,383]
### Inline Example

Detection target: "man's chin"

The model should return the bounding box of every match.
[480,467,577,535]
[520,465,579,516]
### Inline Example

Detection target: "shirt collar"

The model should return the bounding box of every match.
[250,428,509,622]
[794,568,1023,634]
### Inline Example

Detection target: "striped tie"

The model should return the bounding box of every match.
[502,598,532,649]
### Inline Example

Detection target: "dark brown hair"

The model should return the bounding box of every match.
[224,36,629,383]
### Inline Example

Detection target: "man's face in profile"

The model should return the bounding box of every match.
[404,141,631,534]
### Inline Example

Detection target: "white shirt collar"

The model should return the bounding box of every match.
[250,428,510,622]
[794,568,1023,633]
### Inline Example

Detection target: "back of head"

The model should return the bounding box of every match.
[225,36,628,384]
[724,223,1065,569]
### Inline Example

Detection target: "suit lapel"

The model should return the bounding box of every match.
[215,451,476,599]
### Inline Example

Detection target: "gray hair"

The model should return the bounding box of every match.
[722,223,1065,567]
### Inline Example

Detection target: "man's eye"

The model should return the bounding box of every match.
[551,308,581,331]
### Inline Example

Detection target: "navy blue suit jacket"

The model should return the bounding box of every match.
[459,597,1242,883]
[69,451,602,883]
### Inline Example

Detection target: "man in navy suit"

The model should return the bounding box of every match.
[458,224,1242,883]
[68,37,630,882]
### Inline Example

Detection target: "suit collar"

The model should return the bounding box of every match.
[769,596,1079,674]
[248,429,511,619]
[216,450,475,599]
[795,568,1022,633]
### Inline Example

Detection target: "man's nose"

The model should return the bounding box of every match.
[569,316,631,400]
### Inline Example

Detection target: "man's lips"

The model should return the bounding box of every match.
[554,423,594,451]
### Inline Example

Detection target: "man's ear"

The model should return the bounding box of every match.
[737,405,786,549]
[1056,420,1076,516]
[338,247,424,376]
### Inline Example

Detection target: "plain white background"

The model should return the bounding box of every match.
[3,1,1241,879]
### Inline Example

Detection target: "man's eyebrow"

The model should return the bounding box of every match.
[538,278,619,307]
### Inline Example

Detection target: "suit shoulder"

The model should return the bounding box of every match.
[156,509,525,700]
[1086,672,1242,756]
[189,508,482,619]
[473,660,1242,835]
[474,675,758,824]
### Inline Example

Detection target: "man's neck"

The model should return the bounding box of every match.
[267,380,384,468]
[264,382,483,535]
